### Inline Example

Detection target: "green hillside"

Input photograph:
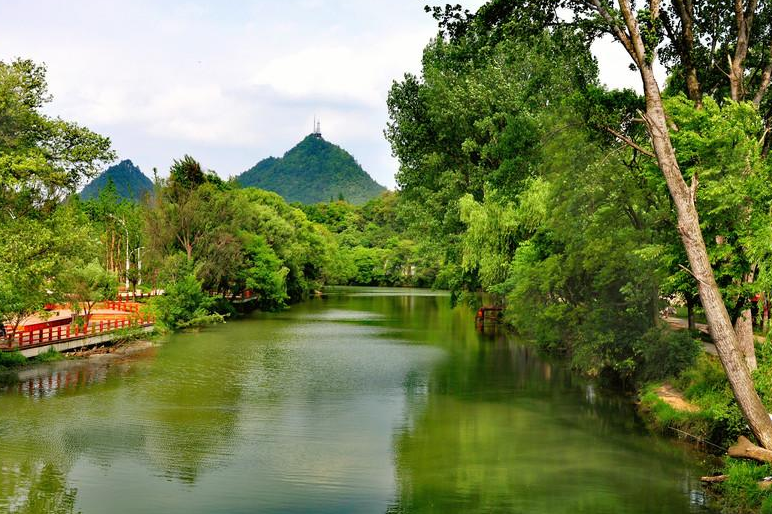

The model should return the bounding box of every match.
[237,134,385,204]
[80,159,153,200]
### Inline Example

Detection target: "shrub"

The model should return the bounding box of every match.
[635,326,702,382]
[152,273,224,331]
[0,350,27,368]
[720,459,772,514]
[31,347,64,363]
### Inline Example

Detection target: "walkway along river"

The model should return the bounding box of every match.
[0,287,715,513]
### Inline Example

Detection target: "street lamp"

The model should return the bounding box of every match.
[131,246,145,287]
[108,214,130,291]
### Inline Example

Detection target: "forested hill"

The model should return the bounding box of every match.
[237,134,385,204]
[80,159,153,200]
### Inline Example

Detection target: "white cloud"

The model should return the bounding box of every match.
[1,0,645,190]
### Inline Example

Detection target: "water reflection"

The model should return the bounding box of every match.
[0,288,713,513]
[0,463,78,514]
[389,333,710,514]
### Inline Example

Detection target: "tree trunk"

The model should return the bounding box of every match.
[589,0,772,448]
[686,294,696,331]
[637,63,772,447]
[729,0,756,102]
[735,307,757,371]
[673,0,702,107]
[729,435,772,463]
[736,270,758,371]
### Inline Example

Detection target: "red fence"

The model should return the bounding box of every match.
[1,313,154,351]
[104,300,142,313]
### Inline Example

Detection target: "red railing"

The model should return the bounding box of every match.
[1,314,154,351]
[104,300,142,313]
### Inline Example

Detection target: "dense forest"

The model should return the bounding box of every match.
[382,2,772,511]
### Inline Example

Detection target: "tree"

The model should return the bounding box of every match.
[0,59,114,220]
[58,260,118,323]
[237,234,289,310]
[151,273,221,330]
[566,0,772,448]
[0,204,97,341]
[412,0,772,446]
[0,58,112,341]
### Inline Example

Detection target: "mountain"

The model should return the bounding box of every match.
[237,134,386,204]
[80,159,154,201]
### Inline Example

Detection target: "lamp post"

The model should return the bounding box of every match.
[131,246,145,287]
[109,214,130,291]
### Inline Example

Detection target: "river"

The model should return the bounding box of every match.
[0,287,713,513]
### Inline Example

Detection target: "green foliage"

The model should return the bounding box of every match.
[719,459,772,514]
[238,234,289,310]
[31,347,64,363]
[0,58,111,333]
[386,28,595,254]
[0,202,98,331]
[0,58,114,219]
[237,135,385,205]
[635,327,702,382]
[665,354,765,448]
[151,273,222,330]
[57,260,118,318]
[663,96,772,317]
[300,192,442,288]
[0,351,27,369]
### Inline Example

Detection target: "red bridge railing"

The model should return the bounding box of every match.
[104,300,142,313]
[1,311,154,351]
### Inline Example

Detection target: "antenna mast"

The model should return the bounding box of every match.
[312,115,322,138]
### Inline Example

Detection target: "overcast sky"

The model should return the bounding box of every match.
[0,1,645,189]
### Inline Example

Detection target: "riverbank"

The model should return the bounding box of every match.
[0,326,158,372]
[640,350,772,513]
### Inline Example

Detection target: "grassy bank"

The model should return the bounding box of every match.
[0,346,66,369]
[640,348,772,513]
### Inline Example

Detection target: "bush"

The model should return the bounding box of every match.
[720,459,772,514]
[636,326,702,382]
[152,273,224,330]
[0,350,27,368]
[31,347,63,363]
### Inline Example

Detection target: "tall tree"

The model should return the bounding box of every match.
[566,0,772,448]
[0,59,113,339]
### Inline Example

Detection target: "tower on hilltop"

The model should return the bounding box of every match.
[312,116,322,138]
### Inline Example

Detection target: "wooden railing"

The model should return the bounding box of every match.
[104,300,142,313]
[1,314,154,351]
[117,290,164,299]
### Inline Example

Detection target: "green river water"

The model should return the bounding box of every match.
[0,287,714,513]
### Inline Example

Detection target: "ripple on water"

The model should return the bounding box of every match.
[0,290,717,514]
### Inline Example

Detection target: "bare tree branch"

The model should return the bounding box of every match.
[603,126,656,158]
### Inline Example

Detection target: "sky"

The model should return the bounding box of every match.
[0,0,647,190]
